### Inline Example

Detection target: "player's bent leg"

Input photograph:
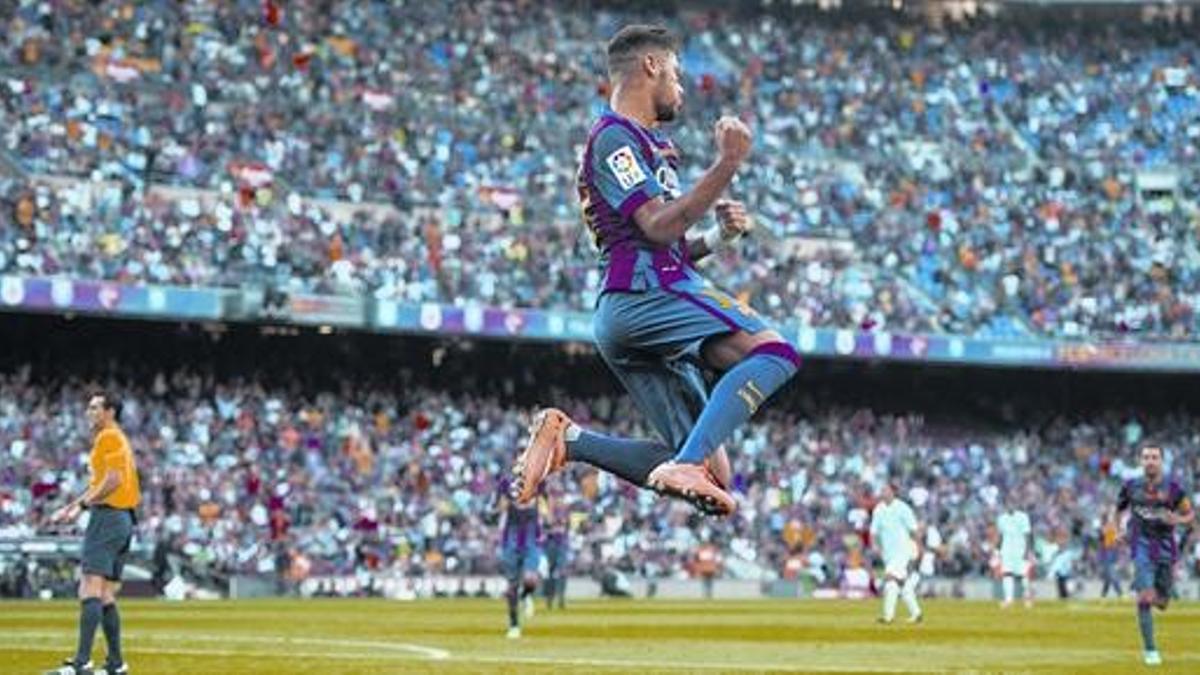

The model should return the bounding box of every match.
[1153,564,1172,610]
[521,565,539,620]
[504,576,521,634]
[671,334,799,466]
[902,572,923,622]
[1137,593,1159,663]
[879,575,902,624]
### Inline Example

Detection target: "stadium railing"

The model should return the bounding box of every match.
[3,274,1200,373]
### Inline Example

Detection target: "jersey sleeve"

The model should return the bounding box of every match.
[95,431,124,471]
[590,125,665,219]
[1171,484,1191,513]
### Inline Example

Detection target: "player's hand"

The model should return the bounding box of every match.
[714,116,752,166]
[715,199,754,240]
[1164,511,1189,526]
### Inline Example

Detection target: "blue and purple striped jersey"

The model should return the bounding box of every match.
[576,108,701,293]
[499,479,541,550]
[1118,477,1190,562]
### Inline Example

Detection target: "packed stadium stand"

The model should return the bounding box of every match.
[1,1,1197,339]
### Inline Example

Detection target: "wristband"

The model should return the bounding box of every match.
[702,226,725,252]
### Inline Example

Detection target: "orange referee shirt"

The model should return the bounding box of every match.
[89,425,141,509]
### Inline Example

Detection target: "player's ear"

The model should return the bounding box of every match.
[642,51,660,78]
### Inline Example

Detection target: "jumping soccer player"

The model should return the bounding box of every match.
[997,499,1034,609]
[511,24,799,516]
[497,480,544,639]
[1116,445,1193,667]
[46,391,140,675]
[870,483,922,624]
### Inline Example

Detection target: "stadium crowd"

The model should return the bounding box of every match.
[1,2,1199,340]
[1,367,1197,593]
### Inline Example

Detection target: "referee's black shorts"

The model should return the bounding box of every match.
[81,506,135,582]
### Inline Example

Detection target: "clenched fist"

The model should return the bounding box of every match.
[714,116,752,166]
[715,199,754,240]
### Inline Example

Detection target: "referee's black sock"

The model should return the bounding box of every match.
[102,602,123,666]
[74,597,103,666]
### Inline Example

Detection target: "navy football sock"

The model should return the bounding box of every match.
[1137,603,1156,651]
[74,597,103,666]
[506,583,519,628]
[101,602,123,666]
[566,430,674,486]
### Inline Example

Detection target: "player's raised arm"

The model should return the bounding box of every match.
[633,117,750,245]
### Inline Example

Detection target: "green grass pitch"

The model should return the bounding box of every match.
[2,598,1197,673]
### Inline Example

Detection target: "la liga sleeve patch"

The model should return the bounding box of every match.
[605,145,647,191]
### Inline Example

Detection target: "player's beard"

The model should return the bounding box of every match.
[654,96,678,123]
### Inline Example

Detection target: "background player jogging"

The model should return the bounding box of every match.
[511,24,800,516]
[1115,444,1194,667]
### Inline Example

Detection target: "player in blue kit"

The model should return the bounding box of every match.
[1115,445,1193,666]
[511,24,799,517]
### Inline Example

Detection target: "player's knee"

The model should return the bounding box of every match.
[748,338,801,373]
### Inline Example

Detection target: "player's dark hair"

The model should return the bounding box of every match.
[607,24,679,80]
[1141,444,1163,457]
[90,389,123,420]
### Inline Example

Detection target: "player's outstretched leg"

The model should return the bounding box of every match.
[510,408,733,514]
[1138,592,1161,665]
[878,578,900,624]
[648,341,797,513]
[505,579,521,639]
[522,575,537,620]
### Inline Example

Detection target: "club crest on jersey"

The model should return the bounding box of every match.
[606,145,646,190]
[656,165,681,199]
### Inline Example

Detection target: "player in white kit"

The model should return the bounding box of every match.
[997,501,1034,608]
[870,483,923,624]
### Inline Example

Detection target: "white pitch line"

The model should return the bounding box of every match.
[0,630,449,660]
[448,653,929,673]
[0,630,906,672]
